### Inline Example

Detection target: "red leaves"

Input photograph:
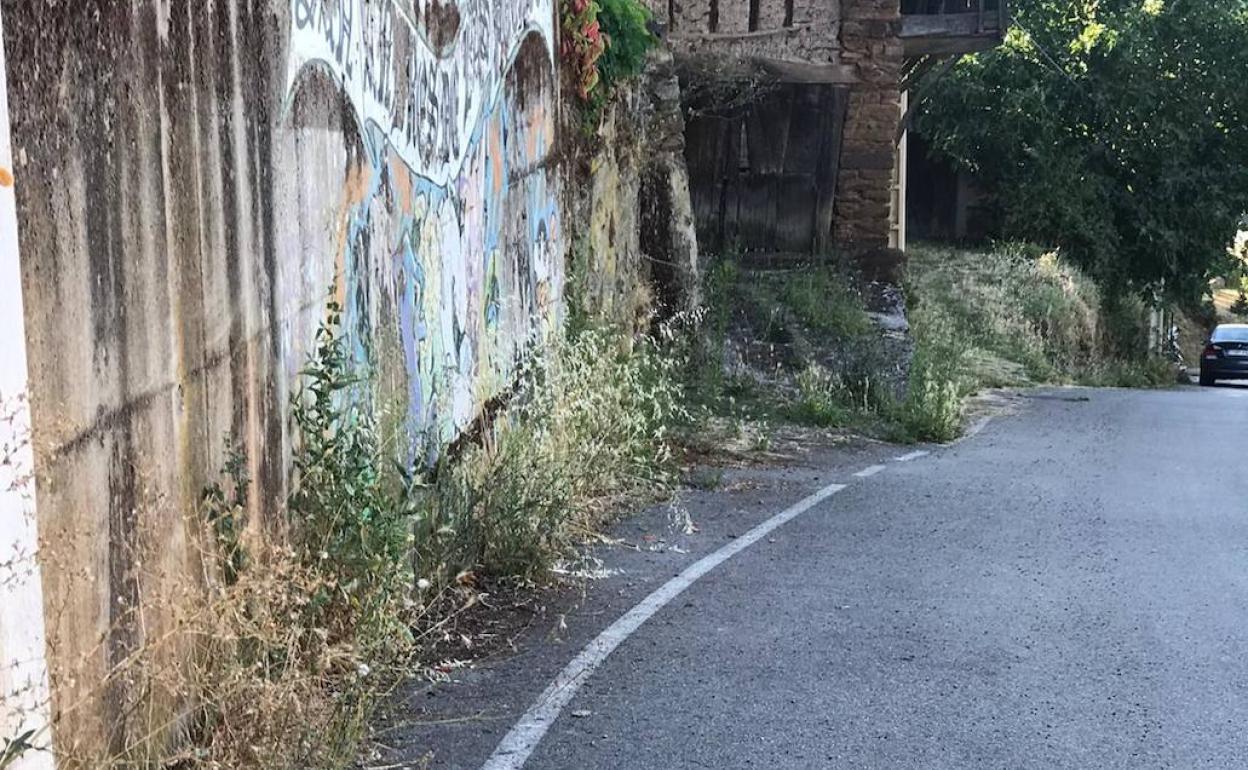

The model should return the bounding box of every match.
[560,0,609,102]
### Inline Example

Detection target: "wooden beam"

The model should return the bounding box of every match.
[899,11,1002,38]
[813,87,848,254]
[756,58,860,84]
[675,53,860,85]
[902,35,1002,56]
[670,23,811,40]
[896,54,960,142]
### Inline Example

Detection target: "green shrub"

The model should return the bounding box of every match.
[562,0,655,129]
[201,442,250,586]
[1079,356,1175,389]
[1098,291,1152,360]
[906,243,1103,382]
[126,302,425,770]
[169,302,687,769]
[683,259,740,406]
[287,301,416,648]
[907,242,1168,392]
[786,364,854,428]
[777,267,874,341]
[687,259,903,437]
[596,0,655,92]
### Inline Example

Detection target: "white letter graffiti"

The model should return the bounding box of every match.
[286,0,556,186]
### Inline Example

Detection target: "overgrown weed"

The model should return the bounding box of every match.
[416,318,686,580]
[906,243,1175,393]
[685,244,1174,450]
[682,257,913,442]
[777,267,874,340]
[894,303,966,442]
[53,301,686,769]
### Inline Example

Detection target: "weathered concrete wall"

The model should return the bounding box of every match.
[5,0,559,756]
[0,9,55,767]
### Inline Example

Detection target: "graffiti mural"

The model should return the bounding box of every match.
[285,0,561,457]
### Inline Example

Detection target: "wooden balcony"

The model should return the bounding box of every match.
[900,0,1007,56]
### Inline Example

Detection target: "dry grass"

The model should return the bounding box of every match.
[34,305,688,770]
[906,242,1174,391]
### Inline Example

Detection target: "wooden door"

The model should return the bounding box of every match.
[684,83,849,257]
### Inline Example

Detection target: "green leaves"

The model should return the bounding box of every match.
[562,0,656,129]
[0,731,37,770]
[596,0,655,88]
[916,0,1248,300]
[285,296,415,651]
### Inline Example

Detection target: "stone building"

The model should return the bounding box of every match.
[648,0,1007,260]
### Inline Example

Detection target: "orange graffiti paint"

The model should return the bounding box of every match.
[332,161,371,308]
[488,121,504,198]
[389,155,414,213]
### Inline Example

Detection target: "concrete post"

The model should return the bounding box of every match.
[0,5,56,768]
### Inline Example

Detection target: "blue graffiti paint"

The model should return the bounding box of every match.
[320,32,559,462]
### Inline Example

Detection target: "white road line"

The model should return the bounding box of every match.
[480,481,849,770]
[854,464,887,478]
[894,450,930,462]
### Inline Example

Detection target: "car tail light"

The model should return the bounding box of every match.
[1204,344,1222,359]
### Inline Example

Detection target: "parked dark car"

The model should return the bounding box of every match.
[1199,324,1248,385]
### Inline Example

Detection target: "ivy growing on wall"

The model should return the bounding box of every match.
[560,0,657,128]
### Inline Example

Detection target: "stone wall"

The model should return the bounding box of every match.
[569,48,700,327]
[834,0,903,250]
[657,0,842,67]
[4,0,560,757]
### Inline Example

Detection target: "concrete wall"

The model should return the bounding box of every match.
[5,0,559,756]
[0,7,55,767]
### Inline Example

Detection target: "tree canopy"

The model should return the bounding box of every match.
[915,0,1248,300]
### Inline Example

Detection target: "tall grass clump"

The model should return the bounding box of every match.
[906,243,1101,382]
[684,257,910,440]
[50,301,424,770]
[414,319,686,580]
[787,364,854,428]
[190,301,419,768]
[777,266,874,340]
[897,303,966,442]
[683,259,739,404]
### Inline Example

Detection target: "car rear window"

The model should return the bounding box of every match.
[1212,326,1248,342]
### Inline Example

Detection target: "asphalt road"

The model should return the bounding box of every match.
[388,385,1248,769]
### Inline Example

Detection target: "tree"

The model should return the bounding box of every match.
[915,0,1248,301]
